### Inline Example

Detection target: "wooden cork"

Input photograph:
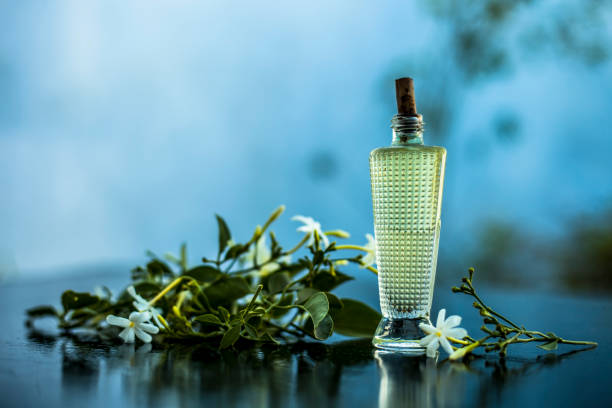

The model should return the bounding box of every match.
[395,77,418,116]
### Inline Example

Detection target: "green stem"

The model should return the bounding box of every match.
[513,337,598,346]
[149,277,184,306]
[261,205,285,234]
[450,335,492,360]
[335,244,368,251]
[365,265,378,275]
[324,230,350,238]
[244,285,263,315]
[467,281,526,334]
[284,234,310,255]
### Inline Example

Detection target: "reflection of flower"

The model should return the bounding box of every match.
[292,215,329,249]
[419,309,468,358]
[241,235,290,276]
[106,312,159,343]
[128,286,163,329]
[360,234,376,268]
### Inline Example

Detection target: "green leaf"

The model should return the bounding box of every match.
[537,340,559,351]
[132,281,162,294]
[314,314,334,340]
[267,272,291,294]
[194,314,224,325]
[224,244,248,261]
[26,305,59,318]
[61,290,99,312]
[204,277,251,307]
[245,323,259,338]
[218,306,231,323]
[324,292,343,310]
[215,214,231,255]
[219,324,241,349]
[131,266,147,281]
[183,265,222,282]
[70,308,97,320]
[146,259,174,279]
[311,270,354,292]
[180,243,188,270]
[269,293,294,318]
[303,292,329,328]
[330,299,381,338]
[296,288,318,304]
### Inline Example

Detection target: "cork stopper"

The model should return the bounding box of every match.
[395,77,418,116]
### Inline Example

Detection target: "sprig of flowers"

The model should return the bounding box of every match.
[436,268,598,360]
[26,206,379,346]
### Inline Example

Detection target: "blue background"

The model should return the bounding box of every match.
[1,1,611,289]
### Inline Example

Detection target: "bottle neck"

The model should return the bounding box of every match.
[391,114,424,146]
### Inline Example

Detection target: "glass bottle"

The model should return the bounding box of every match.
[370,78,446,352]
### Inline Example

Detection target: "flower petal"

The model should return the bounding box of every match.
[419,323,437,335]
[291,215,312,225]
[444,315,462,329]
[320,232,330,249]
[130,311,152,324]
[132,300,149,312]
[360,252,376,268]
[127,285,137,298]
[426,338,439,358]
[446,327,468,340]
[436,309,446,328]
[139,322,160,334]
[106,315,130,328]
[127,286,147,304]
[419,333,436,346]
[439,336,454,355]
[134,327,152,343]
[119,327,135,343]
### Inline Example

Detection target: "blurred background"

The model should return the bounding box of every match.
[1,0,611,293]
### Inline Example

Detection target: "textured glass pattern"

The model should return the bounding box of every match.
[369,146,446,319]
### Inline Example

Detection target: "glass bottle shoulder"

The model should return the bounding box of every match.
[369,144,446,159]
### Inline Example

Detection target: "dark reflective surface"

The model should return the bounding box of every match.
[1,270,611,407]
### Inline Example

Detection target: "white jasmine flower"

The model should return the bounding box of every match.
[419,309,468,358]
[106,312,159,343]
[360,234,376,268]
[127,286,164,329]
[241,235,290,276]
[291,215,329,249]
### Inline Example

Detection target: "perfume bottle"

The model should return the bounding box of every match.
[370,78,446,352]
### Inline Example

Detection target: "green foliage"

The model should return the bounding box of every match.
[26,305,59,318]
[331,299,380,338]
[61,290,100,312]
[215,214,231,255]
[183,265,221,282]
[25,206,380,350]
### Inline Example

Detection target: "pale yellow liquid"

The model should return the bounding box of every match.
[369,145,446,319]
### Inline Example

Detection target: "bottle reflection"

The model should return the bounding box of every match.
[375,351,436,408]
[375,351,469,408]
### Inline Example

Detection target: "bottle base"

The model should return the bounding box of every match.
[372,316,430,354]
